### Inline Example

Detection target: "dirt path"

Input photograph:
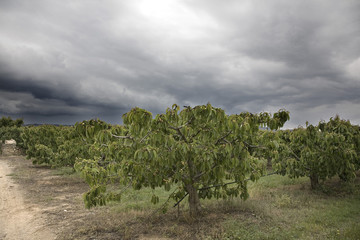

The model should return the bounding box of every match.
[0,156,56,240]
[0,144,103,240]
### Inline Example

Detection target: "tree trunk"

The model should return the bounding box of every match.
[310,172,319,189]
[185,156,201,217]
[186,184,201,218]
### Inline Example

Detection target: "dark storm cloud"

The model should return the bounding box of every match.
[0,0,360,126]
[182,0,360,125]
[0,71,64,101]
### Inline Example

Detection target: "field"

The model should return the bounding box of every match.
[1,153,359,240]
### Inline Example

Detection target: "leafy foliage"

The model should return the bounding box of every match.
[273,116,359,189]
[22,125,64,165]
[21,120,110,167]
[0,116,24,128]
[75,104,289,216]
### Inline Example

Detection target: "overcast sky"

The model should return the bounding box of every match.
[1,0,359,128]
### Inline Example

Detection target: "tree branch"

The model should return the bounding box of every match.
[243,141,267,149]
[164,118,194,143]
[287,147,312,171]
[215,131,232,145]
[140,131,152,143]
[111,134,133,140]
[173,171,279,207]
[148,187,179,217]
[191,129,202,139]
[193,163,217,182]
[197,172,278,191]
[173,192,189,208]
[175,128,188,143]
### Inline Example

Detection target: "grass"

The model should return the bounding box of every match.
[53,166,76,176]
[101,173,360,239]
[107,184,179,212]
[23,163,359,239]
[6,155,359,239]
[216,174,360,240]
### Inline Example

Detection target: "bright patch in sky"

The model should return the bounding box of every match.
[138,0,183,21]
[137,0,216,39]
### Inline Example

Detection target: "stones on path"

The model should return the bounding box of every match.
[1,139,21,156]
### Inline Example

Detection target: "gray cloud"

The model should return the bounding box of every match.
[0,0,360,127]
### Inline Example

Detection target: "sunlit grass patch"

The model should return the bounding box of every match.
[218,174,360,240]
[53,166,76,175]
[106,185,178,212]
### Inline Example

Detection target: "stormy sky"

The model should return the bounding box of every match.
[0,0,359,128]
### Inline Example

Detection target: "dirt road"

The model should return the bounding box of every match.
[0,156,55,240]
[0,145,104,240]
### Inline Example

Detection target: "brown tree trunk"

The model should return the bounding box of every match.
[185,156,201,217]
[186,184,201,218]
[310,172,319,189]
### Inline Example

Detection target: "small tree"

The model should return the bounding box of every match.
[76,104,289,217]
[274,117,358,189]
[320,116,360,180]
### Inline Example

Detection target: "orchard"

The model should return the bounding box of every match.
[1,105,359,217]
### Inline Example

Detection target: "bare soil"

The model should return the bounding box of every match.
[0,145,100,240]
[0,155,55,240]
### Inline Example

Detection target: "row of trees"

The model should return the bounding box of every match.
[20,120,111,167]
[1,105,359,217]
